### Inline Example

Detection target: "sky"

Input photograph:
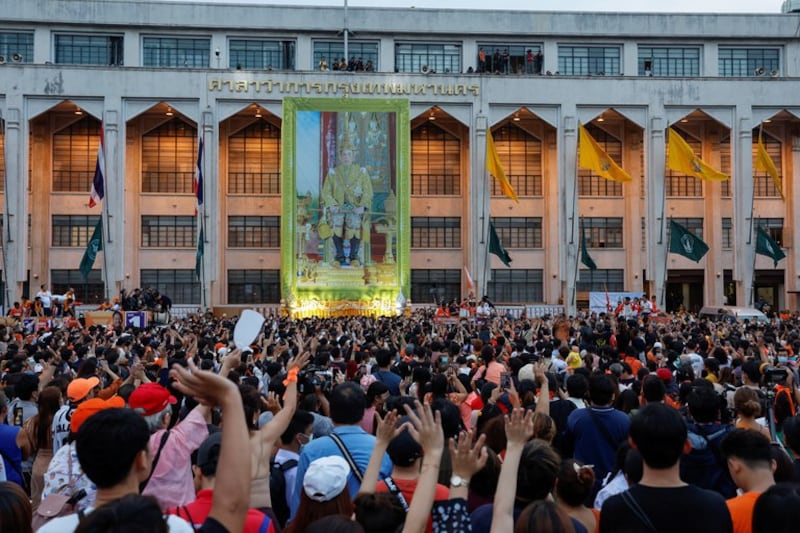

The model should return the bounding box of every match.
[162,0,786,14]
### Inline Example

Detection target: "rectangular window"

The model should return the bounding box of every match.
[411,217,461,248]
[52,215,100,247]
[228,270,280,304]
[228,216,280,248]
[51,269,104,305]
[55,34,123,66]
[719,47,780,77]
[0,127,4,191]
[313,41,378,71]
[143,37,209,68]
[0,32,33,62]
[582,218,623,248]
[759,218,784,246]
[140,269,199,305]
[490,124,543,197]
[411,123,461,195]
[476,44,543,74]
[141,216,196,248]
[722,218,732,249]
[229,39,294,70]
[753,136,782,197]
[638,46,700,76]
[487,269,543,303]
[395,42,462,74]
[576,269,624,292]
[410,269,460,305]
[720,136,731,198]
[669,217,704,241]
[141,120,197,194]
[227,121,281,195]
[578,125,623,197]
[491,217,543,248]
[558,45,621,75]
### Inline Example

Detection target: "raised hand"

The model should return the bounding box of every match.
[404,401,444,456]
[170,358,238,407]
[449,431,489,479]
[374,409,407,446]
[505,407,535,447]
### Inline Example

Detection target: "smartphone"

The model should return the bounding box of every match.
[501,373,510,389]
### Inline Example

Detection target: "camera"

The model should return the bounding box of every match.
[763,366,789,384]
[298,365,333,394]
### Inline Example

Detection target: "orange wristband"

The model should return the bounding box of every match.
[283,367,299,386]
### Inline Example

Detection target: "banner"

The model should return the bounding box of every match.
[588,292,645,314]
[281,98,410,317]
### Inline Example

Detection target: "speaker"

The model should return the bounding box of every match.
[754,67,765,76]
[0,56,5,64]
[420,64,430,74]
[11,53,22,62]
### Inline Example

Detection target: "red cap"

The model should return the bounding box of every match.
[129,383,177,416]
[656,368,673,382]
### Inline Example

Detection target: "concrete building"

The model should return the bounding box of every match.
[1,0,798,314]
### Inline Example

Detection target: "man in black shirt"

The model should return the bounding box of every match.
[600,403,733,533]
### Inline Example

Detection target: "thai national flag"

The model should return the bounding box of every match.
[88,128,105,208]
[194,135,204,215]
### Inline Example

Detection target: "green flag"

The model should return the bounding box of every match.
[756,226,785,267]
[489,221,512,267]
[581,228,597,270]
[669,219,709,263]
[195,225,204,280]
[79,219,103,278]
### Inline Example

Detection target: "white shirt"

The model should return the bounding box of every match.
[274,448,301,508]
[594,470,629,510]
[38,508,193,533]
[37,290,52,308]
[52,404,74,452]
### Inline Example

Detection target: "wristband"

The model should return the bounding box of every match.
[283,367,299,386]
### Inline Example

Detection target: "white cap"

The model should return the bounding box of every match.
[303,455,350,502]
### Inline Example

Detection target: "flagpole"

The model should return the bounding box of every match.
[662,217,672,311]
[573,219,582,310]
[99,124,111,302]
[751,216,759,306]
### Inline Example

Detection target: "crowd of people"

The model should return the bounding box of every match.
[1,304,800,532]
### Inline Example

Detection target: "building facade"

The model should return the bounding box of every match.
[1,0,799,314]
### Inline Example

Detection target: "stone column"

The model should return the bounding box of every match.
[559,107,578,316]
[645,112,667,308]
[2,105,28,306]
[733,108,754,307]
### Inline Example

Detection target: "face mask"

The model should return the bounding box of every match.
[441,357,448,364]
[778,356,789,364]
[300,433,314,451]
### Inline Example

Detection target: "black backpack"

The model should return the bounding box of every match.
[269,458,298,528]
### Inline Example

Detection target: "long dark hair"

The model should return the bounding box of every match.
[34,386,61,450]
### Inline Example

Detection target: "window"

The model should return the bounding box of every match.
[722,218,732,249]
[141,216,196,248]
[582,218,623,248]
[313,41,378,70]
[228,270,280,303]
[638,46,700,76]
[753,134,782,197]
[491,217,543,248]
[395,43,461,74]
[669,218,704,241]
[0,32,33,63]
[411,217,460,248]
[558,45,621,75]
[228,216,280,248]
[229,39,294,70]
[55,34,123,66]
[141,120,197,193]
[666,130,703,197]
[576,269,624,292]
[52,215,100,247]
[490,124,543,197]
[51,269,104,305]
[140,269,199,304]
[411,123,461,195]
[719,47,780,77]
[759,218,783,246]
[487,269,543,303]
[52,117,101,192]
[228,121,281,194]
[411,269,460,305]
[578,125,622,197]
[477,44,542,74]
[143,37,209,68]
[720,135,731,197]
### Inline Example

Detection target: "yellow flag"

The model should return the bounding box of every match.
[755,134,783,200]
[667,128,728,181]
[578,123,632,183]
[486,128,519,203]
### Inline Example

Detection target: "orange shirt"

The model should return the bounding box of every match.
[376,478,449,533]
[726,491,761,533]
